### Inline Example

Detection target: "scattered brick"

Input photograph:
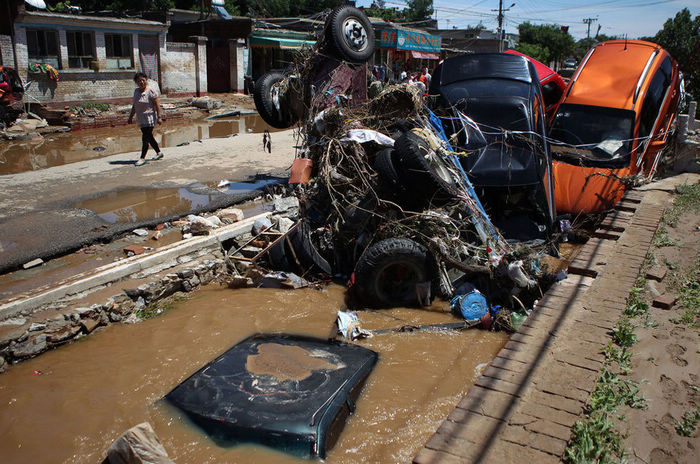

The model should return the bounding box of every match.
[645,266,667,282]
[652,294,677,310]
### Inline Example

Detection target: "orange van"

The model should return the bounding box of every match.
[549,40,682,214]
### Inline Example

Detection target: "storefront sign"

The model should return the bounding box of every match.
[379,29,441,53]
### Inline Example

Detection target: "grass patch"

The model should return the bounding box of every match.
[653,225,678,247]
[663,182,700,227]
[69,101,110,113]
[667,256,700,329]
[565,411,626,464]
[611,318,637,348]
[589,368,647,413]
[134,293,190,320]
[624,286,650,318]
[675,407,700,437]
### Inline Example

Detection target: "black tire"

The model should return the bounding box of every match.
[267,239,295,272]
[288,221,333,275]
[253,72,299,129]
[354,238,437,308]
[372,148,401,189]
[326,6,375,63]
[394,131,457,201]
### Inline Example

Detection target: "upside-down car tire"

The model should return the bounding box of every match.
[354,238,437,308]
[326,6,375,63]
[372,148,401,189]
[394,131,458,201]
[253,72,299,129]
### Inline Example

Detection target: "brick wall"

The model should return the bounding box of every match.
[0,35,15,67]
[161,41,197,94]
[12,21,171,105]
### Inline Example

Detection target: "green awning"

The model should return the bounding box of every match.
[249,36,316,49]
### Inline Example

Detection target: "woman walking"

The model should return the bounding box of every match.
[128,72,164,166]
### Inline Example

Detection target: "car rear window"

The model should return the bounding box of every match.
[439,54,533,86]
[550,103,635,167]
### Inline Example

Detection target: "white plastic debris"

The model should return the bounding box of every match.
[337,311,372,340]
[341,129,395,147]
[132,229,148,237]
[507,260,536,288]
[22,258,44,269]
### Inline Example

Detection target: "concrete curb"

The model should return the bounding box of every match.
[0,212,270,321]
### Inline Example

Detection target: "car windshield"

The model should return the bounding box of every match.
[550,103,635,167]
[441,79,533,131]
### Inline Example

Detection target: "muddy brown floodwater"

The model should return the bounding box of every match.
[0,284,507,464]
[0,114,280,175]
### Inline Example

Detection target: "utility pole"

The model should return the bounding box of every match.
[583,17,597,40]
[492,1,515,52]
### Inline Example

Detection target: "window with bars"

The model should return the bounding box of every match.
[105,33,134,69]
[26,29,60,68]
[67,31,95,69]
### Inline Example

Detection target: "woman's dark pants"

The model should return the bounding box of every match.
[140,126,160,159]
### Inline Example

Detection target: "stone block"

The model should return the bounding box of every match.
[10,334,48,359]
[652,294,677,309]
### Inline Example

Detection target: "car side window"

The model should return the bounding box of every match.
[639,65,670,139]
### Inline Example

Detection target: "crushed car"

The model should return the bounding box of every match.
[248,26,554,314]
[549,39,683,214]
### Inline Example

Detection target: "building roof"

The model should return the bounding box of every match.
[15,9,168,31]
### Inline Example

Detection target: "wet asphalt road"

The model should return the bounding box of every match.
[0,130,298,274]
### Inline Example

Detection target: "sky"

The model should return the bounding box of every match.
[356,0,699,40]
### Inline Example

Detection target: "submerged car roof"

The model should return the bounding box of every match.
[565,40,664,111]
[165,334,378,458]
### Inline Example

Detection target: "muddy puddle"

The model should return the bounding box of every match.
[74,179,280,224]
[0,113,280,175]
[0,284,508,464]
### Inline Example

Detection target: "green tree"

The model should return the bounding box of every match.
[517,22,574,68]
[404,0,433,22]
[364,6,403,22]
[650,8,700,98]
[574,34,616,59]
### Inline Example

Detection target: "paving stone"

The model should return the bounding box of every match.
[518,401,581,428]
[523,416,573,442]
[480,439,561,464]
[413,447,468,464]
[531,389,585,415]
[501,424,568,456]
[475,375,524,397]
[555,352,604,372]
[490,355,529,373]
[483,366,529,385]
[457,385,519,420]
[440,409,503,440]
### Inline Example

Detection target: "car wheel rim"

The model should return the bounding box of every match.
[342,18,368,52]
[425,149,454,185]
[376,262,420,302]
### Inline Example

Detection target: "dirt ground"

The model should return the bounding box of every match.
[623,179,700,463]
